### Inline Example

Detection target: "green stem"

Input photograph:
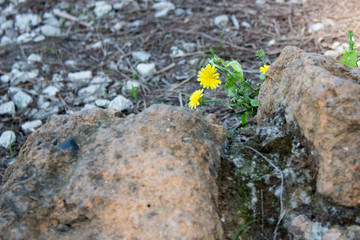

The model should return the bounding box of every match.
[232,219,264,240]
[203,99,229,105]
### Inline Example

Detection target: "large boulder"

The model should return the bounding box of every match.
[257,46,360,207]
[0,104,226,240]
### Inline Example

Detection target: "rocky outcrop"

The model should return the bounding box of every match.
[0,104,226,240]
[286,214,360,240]
[257,46,360,207]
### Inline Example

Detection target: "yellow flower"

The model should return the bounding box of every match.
[260,64,270,75]
[188,89,204,109]
[197,64,221,90]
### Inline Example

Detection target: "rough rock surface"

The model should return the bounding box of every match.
[0,104,226,240]
[285,214,360,240]
[257,46,360,207]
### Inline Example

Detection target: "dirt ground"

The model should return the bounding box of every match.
[0,0,360,238]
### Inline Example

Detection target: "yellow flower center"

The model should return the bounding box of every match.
[260,64,270,75]
[189,89,204,109]
[197,64,221,90]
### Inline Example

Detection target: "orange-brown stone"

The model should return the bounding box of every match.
[0,104,226,239]
[257,46,360,207]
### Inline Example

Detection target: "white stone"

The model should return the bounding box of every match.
[111,21,126,32]
[78,85,105,103]
[128,20,142,30]
[182,42,196,53]
[241,21,251,28]
[255,0,266,4]
[189,58,198,65]
[153,1,175,17]
[16,32,36,43]
[1,20,13,31]
[0,130,16,149]
[132,51,151,62]
[78,85,99,95]
[21,120,42,133]
[153,2,175,18]
[39,101,50,109]
[1,74,10,83]
[308,23,324,33]
[2,4,17,17]
[65,60,77,68]
[82,103,97,110]
[0,101,15,115]
[90,76,112,86]
[113,2,125,9]
[11,69,39,85]
[40,25,61,36]
[214,15,229,28]
[11,61,28,70]
[43,16,61,27]
[125,80,141,91]
[27,53,42,64]
[0,36,13,46]
[13,90,33,109]
[7,87,22,94]
[170,46,184,57]
[330,41,340,50]
[153,1,175,11]
[87,41,102,49]
[95,99,110,107]
[174,8,185,16]
[136,63,156,78]
[268,39,276,46]
[33,35,45,42]
[42,86,59,96]
[324,50,337,57]
[94,1,112,18]
[68,71,92,81]
[230,15,239,30]
[15,13,41,32]
[108,95,133,111]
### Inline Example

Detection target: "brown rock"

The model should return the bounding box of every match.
[0,104,226,240]
[257,46,360,207]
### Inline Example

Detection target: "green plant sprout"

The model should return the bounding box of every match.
[232,218,264,240]
[131,84,138,102]
[188,49,270,125]
[19,97,24,112]
[340,30,359,68]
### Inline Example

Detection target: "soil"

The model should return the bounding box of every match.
[1,0,360,239]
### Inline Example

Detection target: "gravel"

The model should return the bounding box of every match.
[21,119,42,133]
[108,95,133,112]
[136,63,156,79]
[12,90,33,109]
[0,101,15,115]
[0,130,16,149]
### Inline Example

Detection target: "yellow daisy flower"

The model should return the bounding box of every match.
[188,89,204,109]
[197,64,221,90]
[260,64,270,75]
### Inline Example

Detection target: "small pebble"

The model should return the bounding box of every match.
[0,130,16,149]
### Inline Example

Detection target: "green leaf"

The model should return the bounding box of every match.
[229,60,242,72]
[341,50,358,67]
[225,85,236,98]
[250,98,259,107]
[241,112,248,126]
